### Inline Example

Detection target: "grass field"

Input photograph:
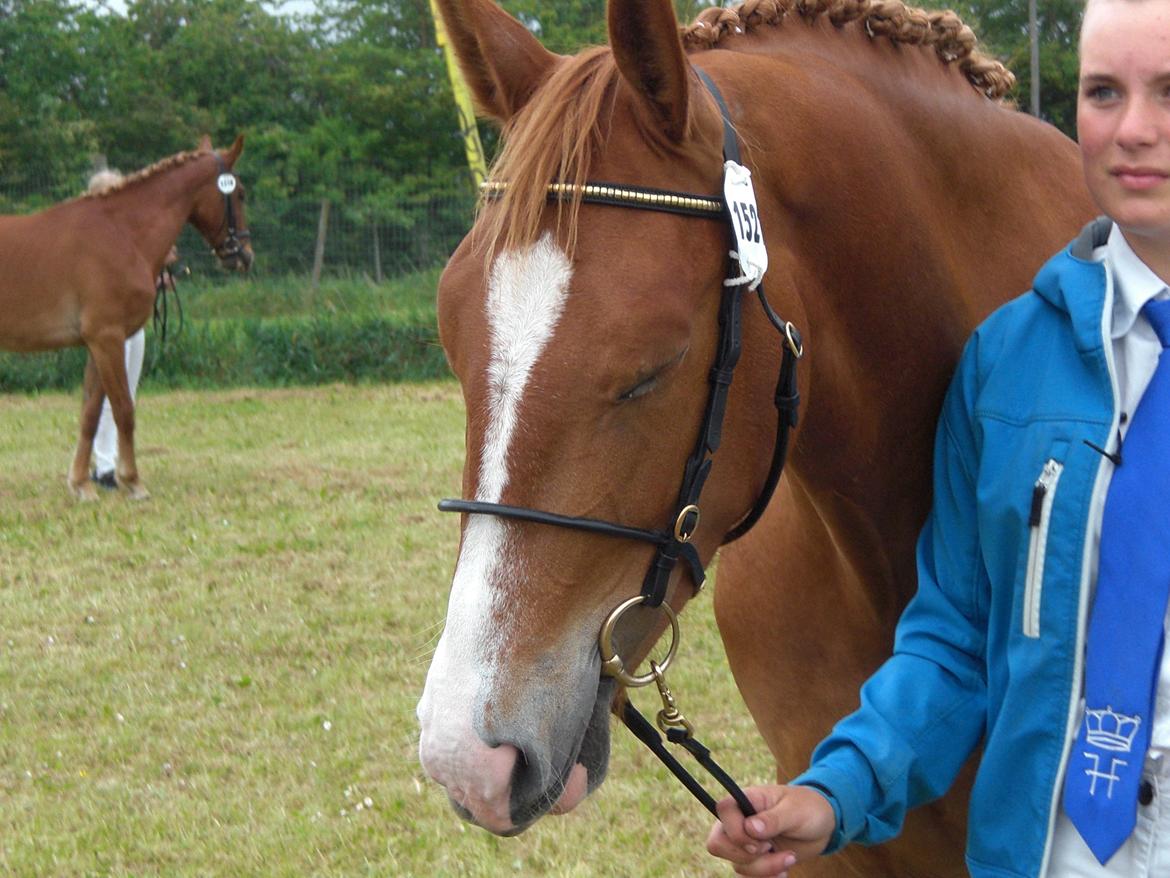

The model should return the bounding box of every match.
[0,382,775,877]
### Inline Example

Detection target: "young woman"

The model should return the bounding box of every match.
[707,0,1170,875]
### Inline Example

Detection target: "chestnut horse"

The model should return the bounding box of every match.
[417,0,1095,873]
[0,135,252,500]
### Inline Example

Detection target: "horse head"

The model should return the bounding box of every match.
[190,134,253,273]
[418,0,784,835]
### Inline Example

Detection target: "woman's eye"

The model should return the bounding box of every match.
[1083,84,1119,103]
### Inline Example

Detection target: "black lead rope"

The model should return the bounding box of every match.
[147,266,184,374]
[620,700,757,818]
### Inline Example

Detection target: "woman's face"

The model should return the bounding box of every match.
[1078,0,1170,254]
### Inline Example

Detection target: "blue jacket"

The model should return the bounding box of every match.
[793,219,1119,878]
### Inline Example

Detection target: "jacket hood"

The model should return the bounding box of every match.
[1032,217,1112,355]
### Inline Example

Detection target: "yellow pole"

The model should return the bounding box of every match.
[430,0,489,187]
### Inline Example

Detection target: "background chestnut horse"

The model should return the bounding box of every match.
[418,0,1095,873]
[0,135,252,500]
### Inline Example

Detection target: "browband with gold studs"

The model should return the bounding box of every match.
[480,179,725,219]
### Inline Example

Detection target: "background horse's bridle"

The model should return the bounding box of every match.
[439,69,803,820]
[212,155,250,266]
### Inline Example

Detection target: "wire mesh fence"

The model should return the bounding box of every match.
[0,165,478,284]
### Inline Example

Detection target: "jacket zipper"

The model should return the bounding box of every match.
[1023,458,1064,638]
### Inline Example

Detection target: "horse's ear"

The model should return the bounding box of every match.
[433,0,559,123]
[608,0,690,142]
[224,134,244,166]
[198,134,212,151]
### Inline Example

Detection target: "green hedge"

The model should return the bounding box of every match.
[0,311,451,393]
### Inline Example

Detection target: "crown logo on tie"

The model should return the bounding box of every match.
[1085,706,1141,752]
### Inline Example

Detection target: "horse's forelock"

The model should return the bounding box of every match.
[477,47,620,263]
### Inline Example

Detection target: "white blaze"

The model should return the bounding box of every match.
[420,234,573,749]
[477,233,573,504]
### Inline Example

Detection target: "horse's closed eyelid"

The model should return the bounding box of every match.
[617,376,658,401]
[616,350,687,402]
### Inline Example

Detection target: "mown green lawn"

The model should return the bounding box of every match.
[0,383,773,877]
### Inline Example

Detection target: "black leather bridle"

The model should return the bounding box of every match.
[438,70,803,819]
[211,155,250,268]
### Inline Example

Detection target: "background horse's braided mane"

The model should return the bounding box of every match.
[681,0,1014,99]
[479,1,1012,261]
[81,148,209,199]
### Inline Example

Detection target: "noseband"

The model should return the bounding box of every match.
[438,69,803,820]
[212,155,250,265]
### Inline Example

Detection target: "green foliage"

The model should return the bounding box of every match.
[942,0,1083,136]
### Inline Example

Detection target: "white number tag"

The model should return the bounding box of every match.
[722,160,768,290]
[217,173,237,194]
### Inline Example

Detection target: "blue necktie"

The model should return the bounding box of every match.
[1064,296,1170,864]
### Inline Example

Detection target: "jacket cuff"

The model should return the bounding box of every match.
[790,756,873,855]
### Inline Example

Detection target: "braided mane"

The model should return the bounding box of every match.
[481,0,1013,259]
[682,0,1013,99]
[81,149,209,200]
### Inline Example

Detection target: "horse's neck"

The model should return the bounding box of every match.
[105,159,210,262]
[720,34,1088,593]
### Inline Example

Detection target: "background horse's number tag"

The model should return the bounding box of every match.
[722,161,768,290]
[217,174,237,195]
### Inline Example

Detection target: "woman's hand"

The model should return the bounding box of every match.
[706,784,835,877]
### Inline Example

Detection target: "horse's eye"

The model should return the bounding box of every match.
[616,350,686,402]
[237,188,246,203]
[618,376,658,402]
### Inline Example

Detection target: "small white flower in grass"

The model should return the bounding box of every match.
[363,797,373,808]
[339,808,347,817]
[45,636,54,645]
[179,661,187,670]
[355,803,364,812]
[85,616,95,625]
[24,770,31,779]
[116,713,125,723]
[322,720,332,731]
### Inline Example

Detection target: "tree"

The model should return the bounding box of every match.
[942,0,1082,137]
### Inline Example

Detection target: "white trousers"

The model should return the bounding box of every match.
[1046,752,1170,876]
[92,328,145,476]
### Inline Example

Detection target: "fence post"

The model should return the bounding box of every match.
[310,197,330,292]
[373,224,383,283]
